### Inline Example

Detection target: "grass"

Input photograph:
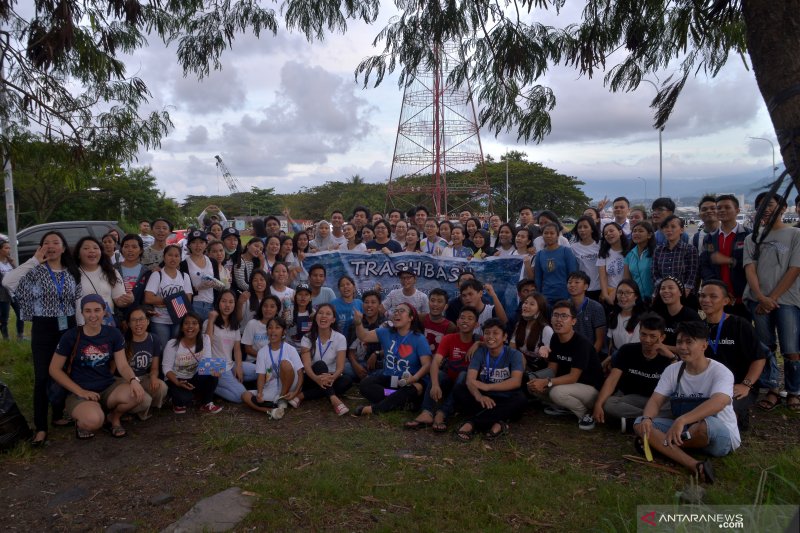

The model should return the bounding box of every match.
[1,307,798,531]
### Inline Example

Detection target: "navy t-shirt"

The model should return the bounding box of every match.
[375,328,431,377]
[56,326,126,392]
[127,334,162,376]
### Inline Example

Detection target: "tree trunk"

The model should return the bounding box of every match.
[742,0,800,188]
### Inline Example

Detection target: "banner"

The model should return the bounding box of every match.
[302,251,525,321]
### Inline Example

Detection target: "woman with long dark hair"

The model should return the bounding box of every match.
[237,269,270,331]
[353,303,432,416]
[651,276,700,355]
[3,231,82,444]
[144,244,193,346]
[206,289,256,403]
[624,221,656,302]
[604,279,647,370]
[570,216,601,300]
[510,293,553,374]
[232,238,263,294]
[597,222,630,307]
[162,312,222,414]
[74,235,131,326]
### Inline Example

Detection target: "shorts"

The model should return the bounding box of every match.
[635,415,735,457]
[65,378,125,416]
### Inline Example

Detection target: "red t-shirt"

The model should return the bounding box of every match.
[718,231,736,299]
[436,333,474,381]
[423,316,454,354]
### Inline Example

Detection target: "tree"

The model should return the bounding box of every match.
[281,179,387,221]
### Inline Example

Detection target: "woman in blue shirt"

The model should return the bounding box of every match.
[533,223,578,306]
[353,303,432,416]
[624,221,656,303]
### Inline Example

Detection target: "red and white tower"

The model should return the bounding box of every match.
[386,42,492,219]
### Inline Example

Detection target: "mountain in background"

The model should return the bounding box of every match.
[581,165,787,206]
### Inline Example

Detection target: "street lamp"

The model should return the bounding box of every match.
[636,177,647,205]
[748,136,776,180]
[641,79,664,197]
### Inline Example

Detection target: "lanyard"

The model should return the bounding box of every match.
[484,347,505,383]
[426,239,437,254]
[708,313,727,355]
[46,263,67,311]
[317,337,332,361]
[579,297,589,315]
[268,343,284,381]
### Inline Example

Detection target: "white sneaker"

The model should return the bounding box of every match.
[288,397,301,408]
[578,414,595,431]
[270,407,285,420]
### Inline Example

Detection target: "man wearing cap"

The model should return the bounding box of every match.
[382,266,430,316]
[180,230,222,322]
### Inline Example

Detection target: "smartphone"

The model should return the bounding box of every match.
[680,430,692,441]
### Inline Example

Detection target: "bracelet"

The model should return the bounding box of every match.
[641,416,652,421]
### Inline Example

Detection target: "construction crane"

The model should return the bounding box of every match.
[214,155,242,194]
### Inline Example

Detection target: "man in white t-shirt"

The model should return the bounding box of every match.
[381,266,430,316]
[634,321,740,484]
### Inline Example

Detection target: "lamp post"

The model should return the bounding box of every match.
[505,150,510,222]
[641,79,664,197]
[636,176,647,205]
[749,136,776,180]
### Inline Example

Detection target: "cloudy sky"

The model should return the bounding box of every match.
[125,3,779,203]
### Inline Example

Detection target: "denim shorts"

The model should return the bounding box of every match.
[635,415,735,457]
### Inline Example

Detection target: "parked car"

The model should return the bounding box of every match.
[16,221,125,263]
[167,229,188,245]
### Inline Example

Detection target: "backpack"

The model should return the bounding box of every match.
[0,381,33,451]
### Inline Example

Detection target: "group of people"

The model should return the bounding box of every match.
[2,190,799,485]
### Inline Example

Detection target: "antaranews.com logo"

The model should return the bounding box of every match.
[636,505,798,532]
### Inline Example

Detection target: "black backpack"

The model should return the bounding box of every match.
[0,381,32,451]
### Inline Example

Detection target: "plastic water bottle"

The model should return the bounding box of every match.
[200,273,226,290]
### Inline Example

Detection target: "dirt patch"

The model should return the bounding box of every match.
[0,399,797,532]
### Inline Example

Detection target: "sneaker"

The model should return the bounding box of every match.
[270,407,286,420]
[277,399,289,410]
[544,405,571,416]
[173,405,187,415]
[620,417,635,434]
[199,402,223,414]
[578,414,595,430]
[335,403,350,416]
[288,397,301,409]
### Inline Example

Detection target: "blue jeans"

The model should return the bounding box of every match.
[637,416,737,457]
[747,301,800,394]
[151,322,179,349]
[0,300,24,339]
[215,362,257,403]
[420,370,466,419]
[192,300,213,323]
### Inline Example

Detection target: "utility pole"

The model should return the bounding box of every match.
[1,40,19,264]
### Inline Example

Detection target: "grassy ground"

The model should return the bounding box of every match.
[1,312,798,531]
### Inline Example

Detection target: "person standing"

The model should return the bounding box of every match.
[0,239,24,341]
[2,232,82,445]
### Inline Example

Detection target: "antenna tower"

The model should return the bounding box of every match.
[386,41,492,219]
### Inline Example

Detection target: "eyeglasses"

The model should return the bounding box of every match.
[551,313,573,320]
[129,317,148,323]
[616,291,636,297]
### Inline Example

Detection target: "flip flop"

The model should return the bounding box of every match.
[404,419,433,430]
[484,422,508,440]
[696,459,715,485]
[432,422,448,433]
[104,422,127,438]
[787,394,800,412]
[757,390,781,411]
[75,426,95,440]
[454,423,474,442]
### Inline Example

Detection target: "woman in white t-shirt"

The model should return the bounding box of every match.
[74,236,130,326]
[270,262,295,325]
[605,279,644,370]
[597,222,629,307]
[570,216,602,300]
[241,294,281,363]
[182,230,220,322]
[242,316,305,419]
[205,290,257,403]
[297,304,351,415]
[144,245,194,346]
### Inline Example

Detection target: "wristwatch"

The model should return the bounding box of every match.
[129,376,141,384]
[547,378,553,388]
[742,378,753,389]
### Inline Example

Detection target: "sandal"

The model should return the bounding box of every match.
[31,431,48,448]
[696,459,715,485]
[485,422,509,440]
[432,422,448,433]
[758,390,782,411]
[75,426,95,440]
[454,423,474,442]
[404,419,432,430]
[787,394,800,412]
[104,422,127,438]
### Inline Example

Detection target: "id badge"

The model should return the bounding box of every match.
[57,315,68,331]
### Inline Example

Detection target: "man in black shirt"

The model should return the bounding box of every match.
[528,300,604,430]
[593,313,676,433]
[700,280,766,430]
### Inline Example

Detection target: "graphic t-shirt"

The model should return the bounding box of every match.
[548,332,604,389]
[661,306,701,347]
[468,346,524,397]
[436,333,475,381]
[127,334,162,376]
[144,269,193,324]
[612,343,673,397]
[596,248,626,289]
[423,316,455,353]
[375,328,431,377]
[571,241,601,291]
[300,331,348,373]
[704,315,765,383]
[56,326,125,391]
[161,334,212,380]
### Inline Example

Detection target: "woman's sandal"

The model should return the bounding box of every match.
[758,390,782,411]
[104,423,127,438]
[454,424,474,442]
[432,422,448,433]
[404,419,432,430]
[786,394,800,412]
[31,431,48,448]
[485,422,509,441]
[75,426,95,440]
[696,459,715,485]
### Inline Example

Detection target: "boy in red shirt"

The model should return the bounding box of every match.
[405,307,479,432]
[422,288,457,353]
